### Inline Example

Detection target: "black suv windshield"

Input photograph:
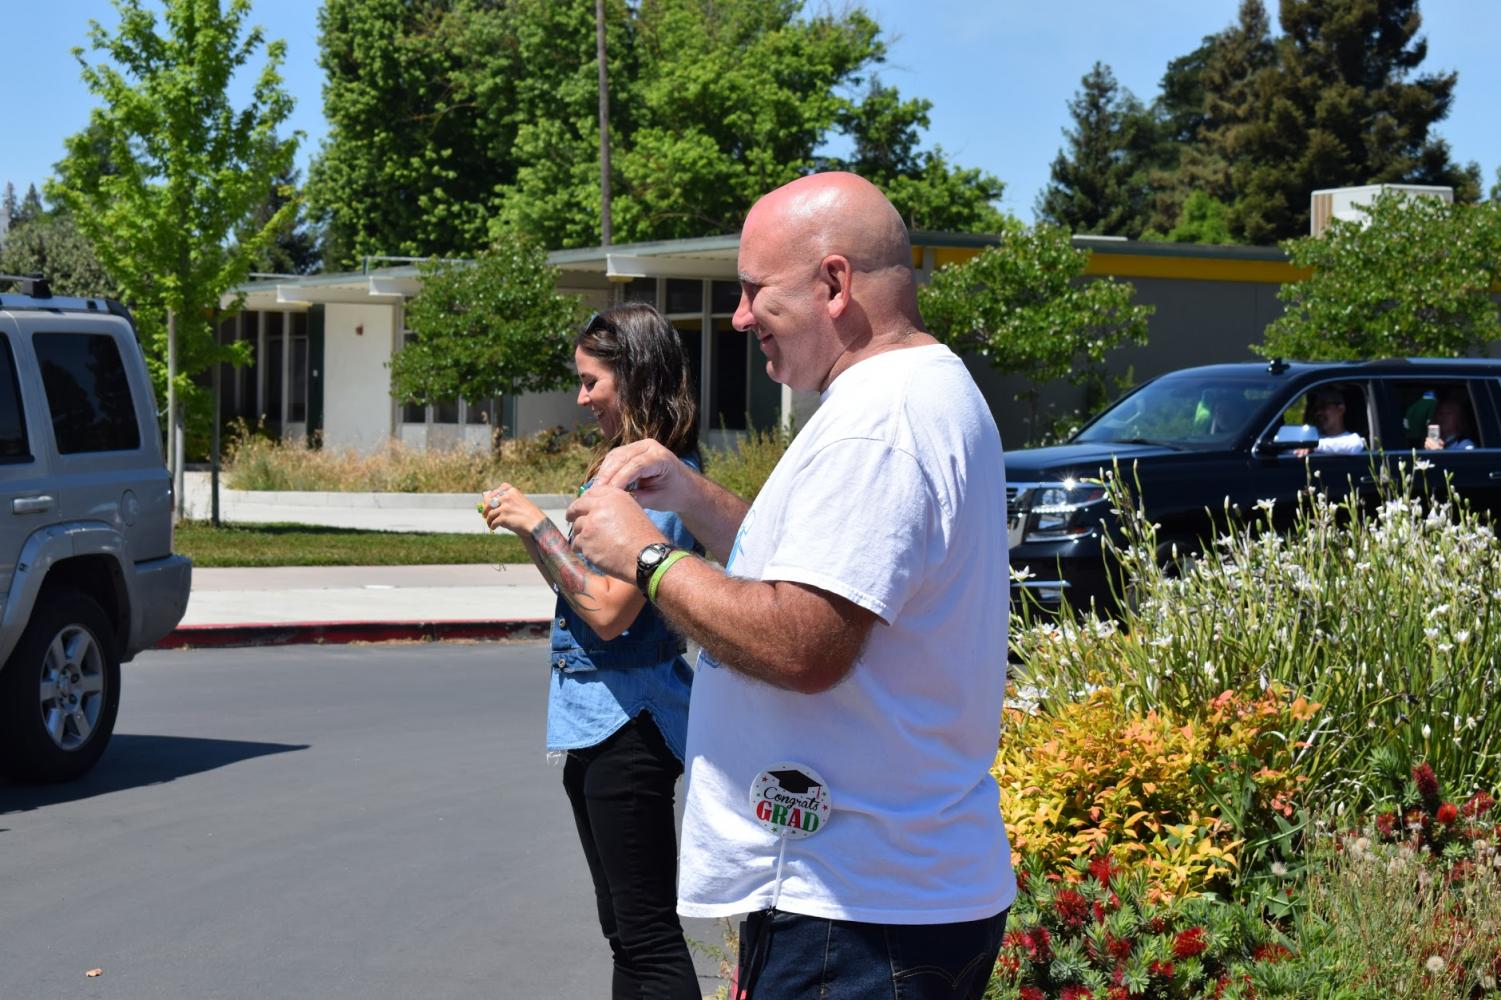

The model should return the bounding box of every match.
[1074,373,1278,449]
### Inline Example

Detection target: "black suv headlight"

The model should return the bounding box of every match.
[1016,480,1107,543]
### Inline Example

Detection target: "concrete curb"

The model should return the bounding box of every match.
[158,618,552,650]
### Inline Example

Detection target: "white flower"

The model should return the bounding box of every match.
[1437,643,1453,654]
[1425,954,1446,974]
[1422,724,1432,739]
[1270,861,1288,876]
[1009,565,1035,582]
[1456,630,1470,645]
[1414,459,1434,471]
[1254,497,1276,514]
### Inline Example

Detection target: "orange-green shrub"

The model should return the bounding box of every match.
[995,686,1317,898]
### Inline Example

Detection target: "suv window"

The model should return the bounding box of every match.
[1278,382,1373,454]
[34,332,141,454]
[0,335,31,462]
[1390,379,1485,450]
[1074,373,1278,449]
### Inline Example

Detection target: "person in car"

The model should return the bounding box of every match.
[1424,391,1478,451]
[1306,385,1364,454]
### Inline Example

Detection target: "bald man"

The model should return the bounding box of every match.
[568,172,1014,998]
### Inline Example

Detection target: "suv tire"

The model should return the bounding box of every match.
[0,588,121,782]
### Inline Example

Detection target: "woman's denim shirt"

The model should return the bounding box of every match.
[546,497,696,762]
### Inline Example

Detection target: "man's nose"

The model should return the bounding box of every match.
[732,292,754,333]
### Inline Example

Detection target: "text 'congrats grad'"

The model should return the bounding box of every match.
[567,171,1016,999]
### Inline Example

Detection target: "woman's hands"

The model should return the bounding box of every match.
[480,483,549,536]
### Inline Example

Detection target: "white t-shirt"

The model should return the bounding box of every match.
[1316,430,1365,454]
[677,343,1017,924]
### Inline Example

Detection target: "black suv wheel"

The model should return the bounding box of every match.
[0,588,121,782]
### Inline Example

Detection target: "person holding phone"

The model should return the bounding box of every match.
[1423,390,1478,451]
[481,304,701,999]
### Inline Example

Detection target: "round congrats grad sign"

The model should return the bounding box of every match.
[749,762,831,840]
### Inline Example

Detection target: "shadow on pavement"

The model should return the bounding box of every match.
[0,733,309,814]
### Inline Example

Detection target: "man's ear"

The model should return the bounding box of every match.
[819,254,854,319]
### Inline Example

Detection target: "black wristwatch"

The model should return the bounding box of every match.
[635,542,677,596]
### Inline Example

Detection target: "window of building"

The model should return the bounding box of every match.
[34,332,140,454]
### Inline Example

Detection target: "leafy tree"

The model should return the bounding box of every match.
[830,80,1007,233]
[1142,191,1234,245]
[1229,0,1478,243]
[309,0,492,267]
[50,0,299,433]
[919,223,1154,427]
[1258,192,1501,361]
[391,234,584,410]
[1036,63,1159,238]
[16,185,44,225]
[311,0,1003,259]
[0,206,117,298]
[1144,0,1275,235]
[243,165,321,276]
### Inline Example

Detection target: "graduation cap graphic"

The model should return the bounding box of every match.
[766,768,822,796]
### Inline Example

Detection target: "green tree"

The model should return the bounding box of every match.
[243,165,321,276]
[310,0,492,267]
[50,0,299,431]
[391,234,584,411]
[1036,62,1159,238]
[830,80,1007,233]
[1143,190,1234,244]
[919,223,1154,428]
[1230,0,1478,243]
[0,206,117,298]
[311,0,1002,258]
[1258,192,1501,361]
[1144,0,1275,235]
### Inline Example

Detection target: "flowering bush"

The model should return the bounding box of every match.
[985,853,1288,999]
[996,687,1314,897]
[1013,462,1501,810]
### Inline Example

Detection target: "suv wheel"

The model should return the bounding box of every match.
[0,588,121,782]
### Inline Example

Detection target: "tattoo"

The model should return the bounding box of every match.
[531,520,603,613]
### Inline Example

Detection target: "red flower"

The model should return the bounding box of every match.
[1149,959,1176,978]
[1436,802,1459,825]
[1060,986,1094,1000]
[1106,989,1130,1000]
[1106,934,1133,960]
[1015,867,1030,892]
[1055,887,1090,928]
[1017,928,1053,964]
[1414,763,1441,808]
[1147,916,1169,934]
[1173,926,1209,959]
[1020,988,1046,1000]
[1463,791,1495,818]
[1089,854,1119,884]
[1375,811,1398,839]
[1252,942,1293,963]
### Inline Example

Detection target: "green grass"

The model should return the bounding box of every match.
[176,521,531,567]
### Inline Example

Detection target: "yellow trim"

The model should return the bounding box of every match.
[916,243,1312,285]
[1083,252,1309,284]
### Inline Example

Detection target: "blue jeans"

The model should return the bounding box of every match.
[736,907,1007,999]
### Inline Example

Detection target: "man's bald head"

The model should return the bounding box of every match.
[744,172,913,275]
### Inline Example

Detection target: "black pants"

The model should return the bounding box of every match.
[562,712,699,1000]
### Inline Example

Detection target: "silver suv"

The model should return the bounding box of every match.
[0,277,191,782]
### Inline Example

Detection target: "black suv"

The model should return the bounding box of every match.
[1006,359,1501,611]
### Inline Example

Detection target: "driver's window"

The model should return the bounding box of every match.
[1282,382,1371,455]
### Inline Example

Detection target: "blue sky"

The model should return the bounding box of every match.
[5,1,1498,226]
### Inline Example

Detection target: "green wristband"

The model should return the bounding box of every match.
[647,550,691,603]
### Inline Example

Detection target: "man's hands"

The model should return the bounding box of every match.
[593,440,695,511]
[568,484,667,582]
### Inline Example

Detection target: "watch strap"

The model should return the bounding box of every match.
[646,550,692,603]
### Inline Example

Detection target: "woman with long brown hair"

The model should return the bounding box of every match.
[481,302,701,998]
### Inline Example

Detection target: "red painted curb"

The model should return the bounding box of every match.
[157,619,552,650]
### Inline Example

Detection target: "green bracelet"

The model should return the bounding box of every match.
[647,550,691,603]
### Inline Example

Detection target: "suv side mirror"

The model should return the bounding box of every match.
[1258,423,1320,455]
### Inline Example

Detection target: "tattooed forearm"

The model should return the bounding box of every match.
[531,519,603,612]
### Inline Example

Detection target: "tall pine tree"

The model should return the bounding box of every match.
[1229,0,1478,242]
[1036,62,1158,238]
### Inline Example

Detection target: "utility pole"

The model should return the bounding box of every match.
[595,0,612,246]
